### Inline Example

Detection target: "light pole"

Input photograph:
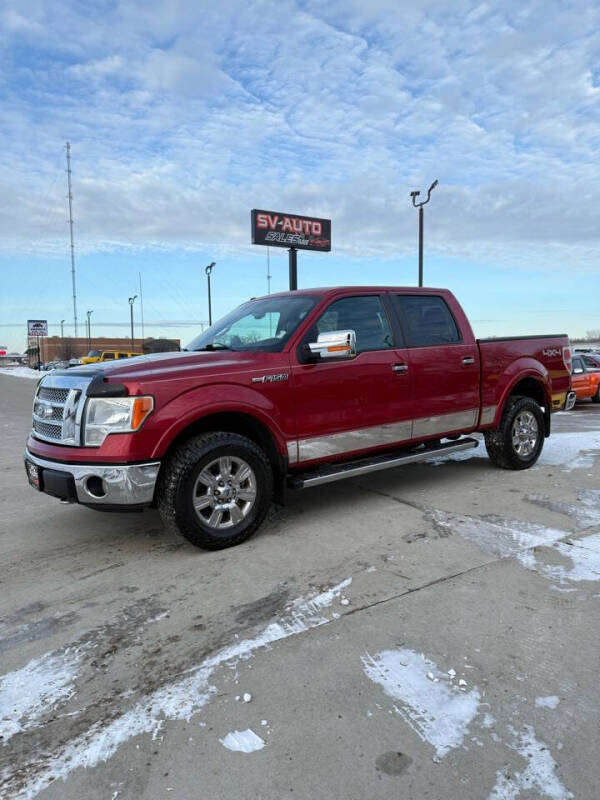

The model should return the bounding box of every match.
[86,310,93,354]
[205,262,215,326]
[410,179,438,287]
[60,319,65,339]
[128,296,137,350]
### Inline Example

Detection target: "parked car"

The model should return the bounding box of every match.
[580,353,600,370]
[24,286,574,550]
[571,354,600,403]
[81,349,143,364]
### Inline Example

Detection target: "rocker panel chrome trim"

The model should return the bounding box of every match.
[296,408,479,463]
[479,405,497,425]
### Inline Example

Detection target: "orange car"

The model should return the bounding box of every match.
[571,354,600,403]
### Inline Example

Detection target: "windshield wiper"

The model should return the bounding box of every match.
[196,342,234,351]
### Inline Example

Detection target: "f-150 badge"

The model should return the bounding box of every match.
[252,373,289,384]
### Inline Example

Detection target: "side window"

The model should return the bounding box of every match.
[394,295,460,347]
[102,352,115,360]
[118,353,129,359]
[572,357,584,373]
[309,295,394,353]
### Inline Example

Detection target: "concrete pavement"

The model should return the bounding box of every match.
[1,374,599,799]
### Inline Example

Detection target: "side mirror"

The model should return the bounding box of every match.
[308,330,357,360]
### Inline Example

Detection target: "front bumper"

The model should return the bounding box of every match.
[24,449,161,507]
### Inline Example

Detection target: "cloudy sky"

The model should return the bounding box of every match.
[1,0,599,352]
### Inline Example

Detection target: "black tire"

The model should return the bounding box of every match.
[157,432,273,550]
[592,387,600,404]
[484,396,545,470]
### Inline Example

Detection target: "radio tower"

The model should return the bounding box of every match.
[66,142,78,336]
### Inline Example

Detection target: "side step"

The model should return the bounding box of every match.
[288,437,479,490]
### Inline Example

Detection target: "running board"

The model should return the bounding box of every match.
[288,437,479,490]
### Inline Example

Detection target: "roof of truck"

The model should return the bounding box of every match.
[252,286,450,300]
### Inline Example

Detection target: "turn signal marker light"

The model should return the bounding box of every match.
[131,397,154,430]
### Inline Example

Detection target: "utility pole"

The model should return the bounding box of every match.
[288,248,297,291]
[139,272,145,348]
[128,296,137,350]
[66,142,78,336]
[410,179,438,287]
[205,262,215,326]
[86,310,93,353]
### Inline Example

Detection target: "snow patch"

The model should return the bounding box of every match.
[3,578,351,799]
[0,366,41,380]
[220,729,265,753]
[0,649,82,743]
[431,432,600,472]
[430,510,567,570]
[362,648,481,757]
[535,696,559,709]
[488,725,572,799]
[539,534,600,584]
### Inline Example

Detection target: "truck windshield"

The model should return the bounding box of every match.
[87,350,101,357]
[187,295,320,353]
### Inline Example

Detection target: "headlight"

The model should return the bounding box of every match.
[84,396,154,447]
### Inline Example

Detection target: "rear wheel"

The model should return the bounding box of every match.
[157,432,273,549]
[592,386,600,404]
[484,396,545,470]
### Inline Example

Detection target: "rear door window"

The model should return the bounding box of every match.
[102,352,115,360]
[393,295,460,347]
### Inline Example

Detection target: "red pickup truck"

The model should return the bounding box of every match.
[25,287,575,550]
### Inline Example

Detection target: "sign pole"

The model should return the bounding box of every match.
[288,247,297,291]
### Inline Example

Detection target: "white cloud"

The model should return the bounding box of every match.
[0,0,598,273]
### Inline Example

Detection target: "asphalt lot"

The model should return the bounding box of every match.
[1,373,599,800]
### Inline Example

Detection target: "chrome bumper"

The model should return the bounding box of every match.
[24,449,161,506]
[565,391,577,411]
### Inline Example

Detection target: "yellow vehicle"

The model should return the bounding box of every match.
[81,349,143,364]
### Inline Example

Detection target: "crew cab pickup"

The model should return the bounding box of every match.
[24,287,575,550]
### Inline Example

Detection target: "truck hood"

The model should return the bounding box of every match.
[61,350,275,382]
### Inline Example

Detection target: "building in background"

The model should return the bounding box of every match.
[30,337,180,366]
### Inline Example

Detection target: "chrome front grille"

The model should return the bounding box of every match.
[38,387,70,404]
[31,375,91,446]
[33,419,63,440]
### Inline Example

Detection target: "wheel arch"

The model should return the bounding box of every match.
[501,375,551,437]
[158,410,287,501]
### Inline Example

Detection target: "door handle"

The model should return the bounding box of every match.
[392,364,409,373]
[462,357,475,365]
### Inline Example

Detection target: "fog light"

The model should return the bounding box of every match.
[86,476,106,498]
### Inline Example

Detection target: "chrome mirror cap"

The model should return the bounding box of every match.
[308,330,357,360]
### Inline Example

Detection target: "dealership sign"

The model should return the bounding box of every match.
[251,209,331,251]
[28,319,48,336]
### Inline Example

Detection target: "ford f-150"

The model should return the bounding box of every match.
[24,286,575,549]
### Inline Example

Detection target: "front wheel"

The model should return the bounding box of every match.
[484,396,545,470]
[592,386,600,404]
[157,432,273,549]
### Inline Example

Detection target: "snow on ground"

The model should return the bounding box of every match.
[0,649,82,742]
[430,510,568,571]
[536,696,560,709]
[220,729,265,753]
[431,510,600,586]
[488,725,573,800]
[0,367,41,380]
[429,432,600,472]
[1,578,351,800]
[527,490,600,529]
[362,648,481,758]
[538,534,600,584]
